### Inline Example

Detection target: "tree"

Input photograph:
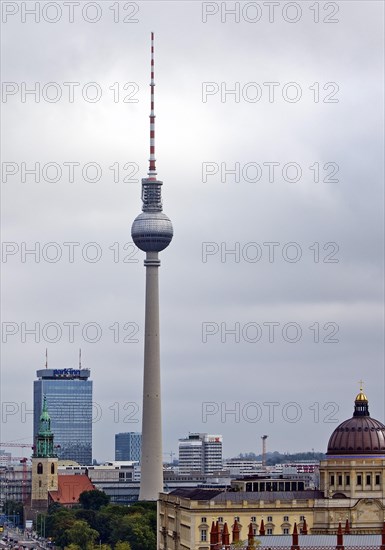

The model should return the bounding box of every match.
[43,497,156,549]
[79,489,110,511]
[75,509,96,526]
[48,502,64,515]
[46,508,76,548]
[67,520,99,550]
[110,514,155,550]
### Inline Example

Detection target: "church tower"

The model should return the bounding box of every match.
[31,396,58,511]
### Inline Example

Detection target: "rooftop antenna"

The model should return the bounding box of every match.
[45,348,48,369]
[79,348,82,369]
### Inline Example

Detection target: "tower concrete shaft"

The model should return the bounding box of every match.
[139,251,163,500]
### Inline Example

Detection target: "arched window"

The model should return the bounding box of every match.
[37,462,43,474]
[51,463,55,474]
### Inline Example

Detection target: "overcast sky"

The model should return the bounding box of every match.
[1,1,384,462]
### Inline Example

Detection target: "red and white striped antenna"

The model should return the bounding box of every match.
[148,32,157,180]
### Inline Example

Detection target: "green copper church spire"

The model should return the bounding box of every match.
[33,396,56,458]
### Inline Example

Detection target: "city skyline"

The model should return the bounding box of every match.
[1,2,384,462]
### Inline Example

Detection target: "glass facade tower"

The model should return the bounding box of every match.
[33,368,92,465]
[115,432,142,462]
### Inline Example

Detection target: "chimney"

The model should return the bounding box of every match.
[222,522,230,549]
[291,521,300,550]
[380,521,385,550]
[210,521,215,548]
[336,521,344,550]
[232,518,240,542]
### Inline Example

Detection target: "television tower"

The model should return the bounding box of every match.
[261,435,268,468]
[131,33,173,501]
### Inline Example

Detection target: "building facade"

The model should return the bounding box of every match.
[179,434,223,475]
[33,368,92,465]
[159,390,385,549]
[115,432,142,462]
[0,463,32,506]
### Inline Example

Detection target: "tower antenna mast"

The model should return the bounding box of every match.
[148,31,156,180]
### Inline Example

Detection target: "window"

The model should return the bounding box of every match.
[267,528,273,535]
[39,480,42,487]
[51,463,55,474]
[251,516,256,523]
[375,474,381,485]
[234,517,240,522]
[37,462,43,474]
[330,474,335,485]
[267,516,273,522]
[366,474,371,485]
[218,517,223,523]
[200,529,207,542]
[300,516,305,521]
[357,474,362,485]
[338,475,343,486]
[201,517,207,524]
[346,475,350,486]
[283,528,289,534]
[283,516,289,522]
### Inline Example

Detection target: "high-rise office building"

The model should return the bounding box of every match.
[115,432,142,462]
[178,433,223,475]
[33,367,92,465]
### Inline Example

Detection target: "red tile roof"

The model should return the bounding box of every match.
[49,474,95,505]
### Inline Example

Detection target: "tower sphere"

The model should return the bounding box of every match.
[131,211,173,252]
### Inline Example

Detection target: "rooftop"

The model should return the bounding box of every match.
[165,488,324,503]
[49,474,95,505]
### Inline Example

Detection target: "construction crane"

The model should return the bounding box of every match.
[261,435,268,468]
[163,451,175,464]
[0,442,34,453]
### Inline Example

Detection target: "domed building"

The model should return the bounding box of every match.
[314,389,385,533]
